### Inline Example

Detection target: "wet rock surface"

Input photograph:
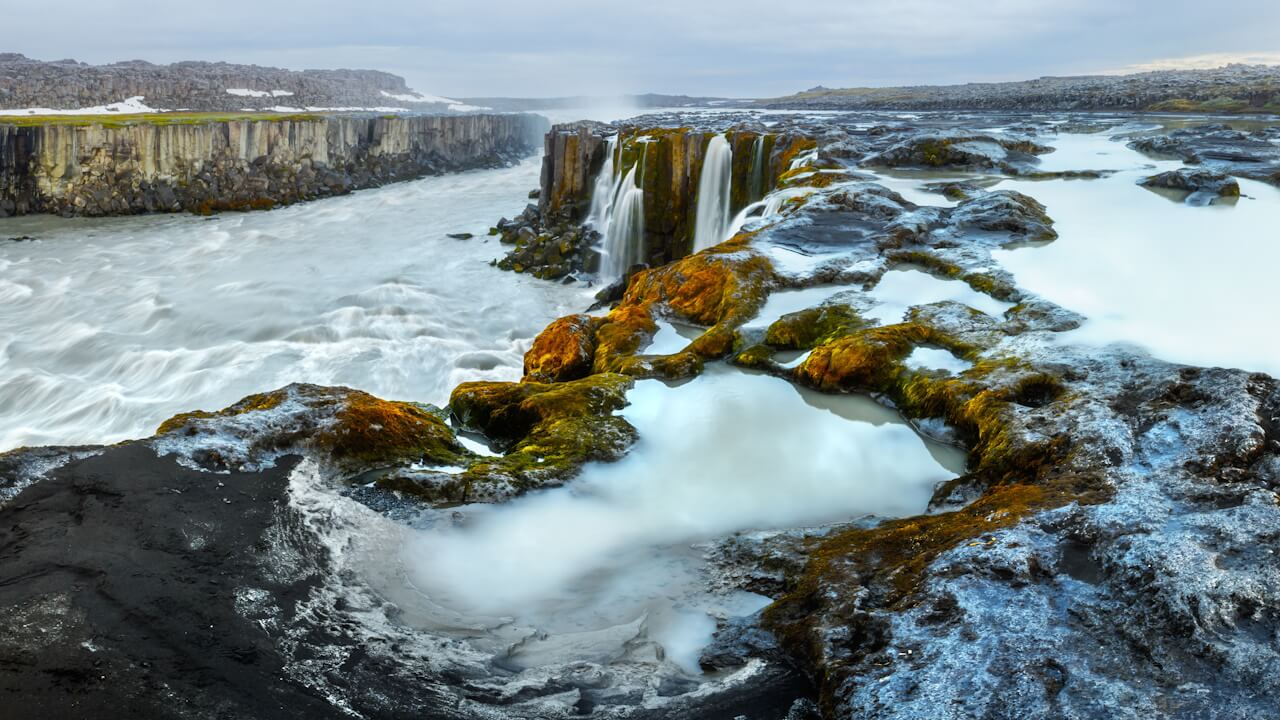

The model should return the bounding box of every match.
[863,132,1053,174]
[1140,167,1242,205]
[1128,123,1280,187]
[0,442,812,719]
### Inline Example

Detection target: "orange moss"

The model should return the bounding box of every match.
[763,471,1111,702]
[776,136,819,173]
[523,314,605,383]
[317,391,464,468]
[591,235,778,376]
[795,322,961,391]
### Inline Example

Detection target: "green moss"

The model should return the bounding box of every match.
[887,250,963,279]
[765,304,869,349]
[449,373,637,490]
[1146,97,1275,114]
[316,392,466,469]
[961,272,1019,302]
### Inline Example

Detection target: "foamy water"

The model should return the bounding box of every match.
[397,366,962,673]
[0,159,587,450]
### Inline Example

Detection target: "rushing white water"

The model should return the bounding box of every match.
[587,136,647,281]
[601,165,647,280]
[0,159,587,450]
[725,186,819,240]
[750,134,767,201]
[693,133,735,251]
[398,365,962,673]
[585,135,619,230]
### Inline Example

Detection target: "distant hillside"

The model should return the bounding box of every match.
[456,93,734,112]
[0,54,478,114]
[762,64,1280,113]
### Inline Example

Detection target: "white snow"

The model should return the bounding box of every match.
[378,89,492,112]
[226,88,295,98]
[0,95,160,116]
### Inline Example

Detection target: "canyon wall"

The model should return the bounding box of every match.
[0,54,453,112]
[0,113,549,217]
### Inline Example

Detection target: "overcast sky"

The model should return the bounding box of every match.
[8,0,1280,98]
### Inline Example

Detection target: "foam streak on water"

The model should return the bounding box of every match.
[0,159,587,450]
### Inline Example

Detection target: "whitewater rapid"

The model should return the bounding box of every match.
[0,159,587,450]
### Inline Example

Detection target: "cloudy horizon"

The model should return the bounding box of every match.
[7,0,1280,99]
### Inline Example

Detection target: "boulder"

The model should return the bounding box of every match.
[1140,168,1241,205]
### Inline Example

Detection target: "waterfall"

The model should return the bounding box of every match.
[724,186,819,239]
[789,148,819,171]
[601,165,645,280]
[586,135,619,230]
[586,136,646,281]
[750,134,767,202]
[693,134,734,252]
[726,199,767,240]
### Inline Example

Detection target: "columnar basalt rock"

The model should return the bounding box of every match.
[497,123,817,279]
[0,113,549,217]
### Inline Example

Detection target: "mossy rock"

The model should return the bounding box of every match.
[316,393,467,470]
[766,304,869,349]
[591,234,778,376]
[524,314,605,383]
[155,385,468,475]
[155,389,287,435]
[449,373,637,490]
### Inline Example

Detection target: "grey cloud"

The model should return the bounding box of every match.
[6,0,1279,97]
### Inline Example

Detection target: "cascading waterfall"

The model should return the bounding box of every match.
[724,187,819,239]
[601,164,645,279]
[789,148,819,171]
[693,133,734,252]
[586,135,619,230]
[587,136,647,281]
[750,134,767,202]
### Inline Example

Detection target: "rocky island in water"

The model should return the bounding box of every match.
[3,34,1280,720]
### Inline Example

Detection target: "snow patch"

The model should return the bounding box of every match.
[0,96,159,116]
[226,88,295,98]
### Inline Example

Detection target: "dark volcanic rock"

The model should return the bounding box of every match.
[1140,167,1242,205]
[0,423,814,719]
[0,446,466,719]
[863,131,1053,174]
[759,64,1280,113]
[1128,124,1280,187]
